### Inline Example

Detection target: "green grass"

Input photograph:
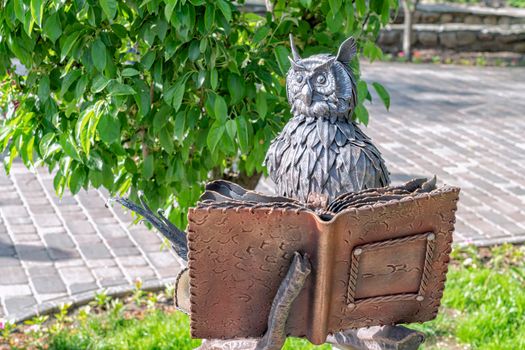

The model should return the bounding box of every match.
[409,244,525,350]
[3,244,524,350]
[44,309,330,350]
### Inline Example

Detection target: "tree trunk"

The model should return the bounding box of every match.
[402,0,414,61]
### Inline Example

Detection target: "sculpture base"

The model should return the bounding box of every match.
[328,326,425,350]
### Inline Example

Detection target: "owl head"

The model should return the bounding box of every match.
[286,36,357,120]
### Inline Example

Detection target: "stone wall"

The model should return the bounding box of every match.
[393,4,525,25]
[379,24,525,53]
[380,4,525,53]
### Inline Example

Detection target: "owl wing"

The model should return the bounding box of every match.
[336,122,390,193]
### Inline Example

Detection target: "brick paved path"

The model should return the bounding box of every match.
[0,163,181,321]
[1,62,525,321]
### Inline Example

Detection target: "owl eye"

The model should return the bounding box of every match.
[316,74,327,85]
[295,75,303,83]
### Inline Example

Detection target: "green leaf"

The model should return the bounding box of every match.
[165,0,177,21]
[274,45,290,76]
[207,123,225,154]
[60,134,81,161]
[69,166,86,195]
[253,26,270,44]
[356,0,366,16]
[204,5,215,32]
[97,113,121,143]
[188,40,200,62]
[328,0,341,13]
[38,76,50,103]
[227,74,244,104]
[60,70,82,98]
[91,39,107,72]
[355,104,369,125]
[225,119,236,140]
[100,0,117,20]
[171,80,186,112]
[255,92,267,120]
[60,31,81,62]
[30,0,45,27]
[39,133,56,158]
[372,82,390,110]
[210,69,218,90]
[91,75,110,93]
[357,80,369,104]
[107,82,135,96]
[235,115,250,153]
[75,75,88,99]
[142,154,154,179]
[216,0,232,21]
[214,96,228,122]
[160,128,174,153]
[43,12,61,42]
[174,111,186,141]
[121,68,140,77]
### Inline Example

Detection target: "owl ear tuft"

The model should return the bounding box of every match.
[288,56,306,71]
[289,34,301,62]
[335,37,357,65]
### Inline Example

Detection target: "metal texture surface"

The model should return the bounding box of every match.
[187,181,460,345]
[265,36,390,203]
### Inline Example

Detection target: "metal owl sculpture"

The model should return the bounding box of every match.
[265,35,390,202]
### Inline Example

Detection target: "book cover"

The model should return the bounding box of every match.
[187,181,460,344]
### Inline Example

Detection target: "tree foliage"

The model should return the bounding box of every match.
[0,0,395,227]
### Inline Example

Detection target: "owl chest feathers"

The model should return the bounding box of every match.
[265,115,390,203]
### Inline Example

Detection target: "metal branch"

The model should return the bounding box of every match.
[255,252,312,350]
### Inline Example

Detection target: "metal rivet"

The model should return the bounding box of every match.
[416,295,424,302]
[354,248,362,256]
[427,233,435,241]
[348,303,355,309]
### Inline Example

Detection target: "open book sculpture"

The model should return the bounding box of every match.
[188,179,460,345]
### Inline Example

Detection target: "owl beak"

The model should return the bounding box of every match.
[301,82,312,106]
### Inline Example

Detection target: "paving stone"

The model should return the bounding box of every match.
[118,256,148,267]
[69,282,99,294]
[5,295,36,314]
[126,266,157,280]
[43,233,76,249]
[98,224,128,238]
[0,241,16,256]
[148,251,179,269]
[0,255,22,267]
[29,205,56,214]
[74,234,102,244]
[1,206,29,217]
[60,266,95,284]
[0,267,28,285]
[31,275,67,294]
[112,247,141,257]
[33,214,62,228]
[86,258,117,268]
[79,243,112,260]
[0,285,32,296]
[93,267,125,280]
[16,245,52,262]
[9,224,37,234]
[66,220,96,235]
[6,216,33,225]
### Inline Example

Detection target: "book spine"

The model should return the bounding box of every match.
[309,222,335,345]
